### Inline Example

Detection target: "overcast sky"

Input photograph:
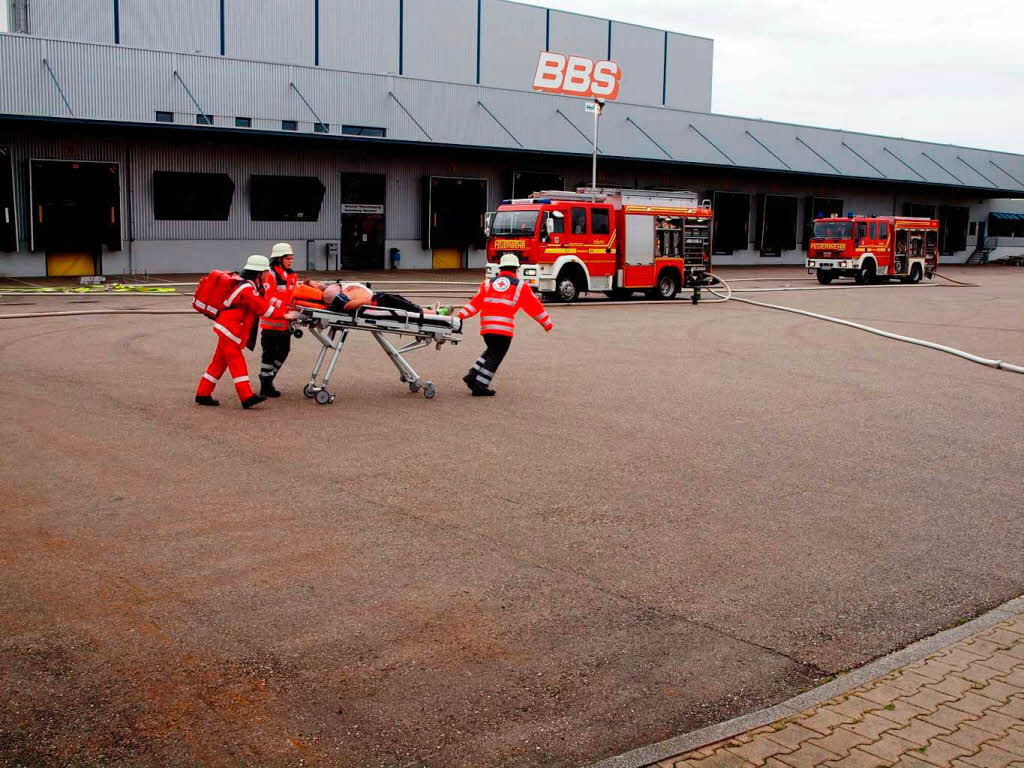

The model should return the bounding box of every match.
[516,0,1023,155]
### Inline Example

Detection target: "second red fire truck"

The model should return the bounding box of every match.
[485,188,712,301]
[807,214,939,285]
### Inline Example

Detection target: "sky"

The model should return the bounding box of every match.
[515,0,1024,154]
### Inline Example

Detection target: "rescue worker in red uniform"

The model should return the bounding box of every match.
[456,253,552,396]
[258,242,299,397]
[195,254,288,409]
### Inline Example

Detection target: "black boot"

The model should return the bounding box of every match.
[462,372,478,392]
[471,387,496,397]
[242,394,267,409]
[195,395,219,406]
[260,379,281,398]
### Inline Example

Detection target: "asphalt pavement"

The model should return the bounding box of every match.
[0,267,1021,767]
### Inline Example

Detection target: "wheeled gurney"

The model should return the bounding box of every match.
[290,304,462,404]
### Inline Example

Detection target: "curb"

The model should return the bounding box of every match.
[588,594,1024,768]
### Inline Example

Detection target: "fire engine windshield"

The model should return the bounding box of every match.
[491,210,539,237]
[813,220,854,239]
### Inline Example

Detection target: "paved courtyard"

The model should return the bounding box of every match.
[1,267,1021,767]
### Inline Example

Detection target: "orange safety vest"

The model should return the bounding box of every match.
[260,266,298,331]
[457,270,552,337]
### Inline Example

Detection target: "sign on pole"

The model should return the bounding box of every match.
[532,52,622,101]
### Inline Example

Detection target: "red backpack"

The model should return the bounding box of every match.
[193,270,244,319]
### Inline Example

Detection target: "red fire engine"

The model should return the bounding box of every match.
[807,215,939,285]
[485,188,712,301]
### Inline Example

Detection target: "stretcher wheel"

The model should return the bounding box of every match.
[303,383,317,398]
[315,390,334,405]
[409,381,421,393]
[423,384,435,399]
[292,329,304,339]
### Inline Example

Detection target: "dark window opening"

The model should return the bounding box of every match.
[342,125,386,137]
[938,205,969,254]
[421,177,487,250]
[855,222,867,243]
[196,113,213,125]
[507,170,564,199]
[987,214,1024,238]
[969,221,978,236]
[155,111,174,123]
[314,122,330,134]
[544,210,565,234]
[803,197,843,249]
[591,208,610,235]
[235,116,252,128]
[868,222,877,240]
[879,222,889,240]
[571,207,587,234]
[249,175,326,222]
[756,194,798,257]
[711,191,750,254]
[153,171,234,220]
[281,120,298,131]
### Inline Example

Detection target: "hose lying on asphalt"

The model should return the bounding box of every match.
[0,309,196,320]
[706,274,1024,375]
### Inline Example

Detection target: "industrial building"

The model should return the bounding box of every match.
[0,0,1022,277]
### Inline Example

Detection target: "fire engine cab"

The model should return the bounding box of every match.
[807,215,938,285]
[485,188,712,302]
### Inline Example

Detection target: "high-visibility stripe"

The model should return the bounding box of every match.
[232,375,249,384]
[513,281,525,303]
[481,315,514,324]
[473,364,494,376]
[484,297,515,306]
[263,304,276,318]
[213,323,242,344]
[535,312,550,322]
[202,372,218,383]
[224,282,251,307]
[481,324,513,333]
[476,375,490,385]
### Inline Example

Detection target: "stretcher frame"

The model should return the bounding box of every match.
[291,305,462,404]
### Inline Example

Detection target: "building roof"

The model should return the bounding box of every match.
[2,34,1023,195]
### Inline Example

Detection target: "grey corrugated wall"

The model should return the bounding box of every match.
[547,9,606,64]
[120,0,220,55]
[29,0,113,43]
[402,0,476,84]
[610,22,663,106]
[479,0,544,91]
[666,33,713,112]
[319,0,400,74]
[224,0,315,65]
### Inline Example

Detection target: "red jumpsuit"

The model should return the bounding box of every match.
[196,280,285,403]
[456,269,552,393]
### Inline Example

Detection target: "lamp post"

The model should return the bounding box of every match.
[587,99,604,199]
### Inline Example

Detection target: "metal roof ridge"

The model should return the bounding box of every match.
[498,0,715,42]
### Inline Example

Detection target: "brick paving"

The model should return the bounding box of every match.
[652,614,1024,768]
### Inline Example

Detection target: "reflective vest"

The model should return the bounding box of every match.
[215,280,285,350]
[260,266,298,331]
[457,271,552,338]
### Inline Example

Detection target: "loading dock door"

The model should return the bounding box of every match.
[340,173,386,270]
[30,160,121,276]
[422,177,487,268]
[756,194,798,257]
[0,147,16,252]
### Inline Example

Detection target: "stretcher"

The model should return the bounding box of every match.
[290,304,462,404]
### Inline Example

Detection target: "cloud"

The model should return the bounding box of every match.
[512,0,1024,153]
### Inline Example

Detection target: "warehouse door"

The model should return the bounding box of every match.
[340,173,386,270]
[0,147,16,252]
[30,160,121,276]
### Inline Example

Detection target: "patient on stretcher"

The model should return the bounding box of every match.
[293,281,454,320]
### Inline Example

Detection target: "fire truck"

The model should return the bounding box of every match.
[807,215,939,285]
[485,188,712,302]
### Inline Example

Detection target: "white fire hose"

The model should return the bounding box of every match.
[704,274,1023,374]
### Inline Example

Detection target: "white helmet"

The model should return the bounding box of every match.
[243,254,270,272]
[498,253,520,269]
[270,242,294,261]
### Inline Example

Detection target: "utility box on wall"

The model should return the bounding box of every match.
[325,242,339,270]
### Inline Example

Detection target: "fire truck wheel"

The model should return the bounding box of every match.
[554,270,583,303]
[855,260,876,285]
[909,263,923,283]
[815,269,835,285]
[648,271,680,300]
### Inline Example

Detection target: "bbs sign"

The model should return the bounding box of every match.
[532,52,622,101]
